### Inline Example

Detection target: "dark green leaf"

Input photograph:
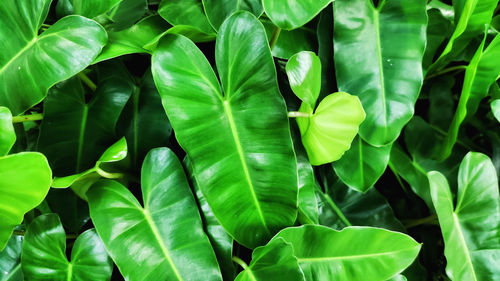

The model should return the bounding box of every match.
[159,0,216,40]
[262,20,317,59]
[262,0,331,30]
[0,235,23,281]
[202,0,263,30]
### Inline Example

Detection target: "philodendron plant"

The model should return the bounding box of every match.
[1,0,499,280]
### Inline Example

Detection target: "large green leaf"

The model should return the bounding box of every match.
[234,238,305,281]
[0,107,15,156]
[202,0,263,30]
[159,0,216,40]
[0,153,52,250]
[0,235,23,281]
[272,225,421,281]
[262,0,331,30]
[333,136,391,193]
[21,214,112,281]
[152,12,298,249]
[37,63,133,176]
[333,0,427,146]
[427,0,497,73]
[94,15,169,63]
[72,0,122,18]
[428,152,500,280]
[0,0,107,115]
[87,148,222,281]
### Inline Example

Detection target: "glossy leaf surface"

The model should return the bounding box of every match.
[0,0,107,115]
[159,0,215,39]
[202,0,263,30]
[296,92,365,165]
[88,148,222,281]
[0,107,15,156]
[333,136,391,193]
[21,214,112,281]
[334,0,427,145]
[286,51,321,109]
[152,12,298,249]
[72,0,122,18]
[234,238,305,281]
[273,225,421,281]
[0,153,52,250]
[428,152,500,280]
[262,0,331,30]
[0,235,23,281]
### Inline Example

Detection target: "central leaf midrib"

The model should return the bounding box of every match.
[452,213,478,281]
[75,105,89,173]
[297,247,413,262]
[143,208,184,281]
[222,100,270,234]
[373,7,388,129]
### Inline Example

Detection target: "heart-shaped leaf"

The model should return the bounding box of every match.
[234,238,305,281]
[152,12,298,249]
[333,0,427,146]
[0,107,15,156]
[21,214,112,281]
[428,152,500,280]
[262,0,331,30]
[272,225,421,281]
[202,0,263,30]
[0,153,52,250]
[88,148,222,281]
[0,0,107,115]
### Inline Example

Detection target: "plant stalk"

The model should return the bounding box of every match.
[425,65,467,80]
[77,72,97,91]
[403,214,438,228]
[12,113,43,123]
[288,111,310,118]
[269,27,281,51]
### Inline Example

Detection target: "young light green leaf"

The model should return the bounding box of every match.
[428,152,500,281]
[234,238,305,281]
[262,0,331,30]
[273,225,421,281]
[0,235,23,281]
[152,12,298,249]
[333,136,391,193]
[0,107,15,156]
[0,153,52,250]
[334,0,427,146]
[88,148,222,281]
[202,0,263,30]
[286,51,321,109]
[0,0,107,115]
[21,214,112,281]
[159,0,216,40]
[296,92,365,165]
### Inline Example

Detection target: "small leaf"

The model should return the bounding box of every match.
[0,107,15,156]
[286,51,321,109]
[492,99,500,123]
[262,0,331,30]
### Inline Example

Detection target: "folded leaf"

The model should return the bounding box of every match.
[21,214,112,281]
[0,153,52,250]
[88,148,222,281]
[152,12,298,249]
[272,225,421,281]
[334,0,427,145]
[234,238,305,281]
[428,152,500,280]
[0,0,107,115]
[262,0,331,30]
[0,107,15,156]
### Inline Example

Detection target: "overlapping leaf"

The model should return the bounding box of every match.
[262,0,331,30]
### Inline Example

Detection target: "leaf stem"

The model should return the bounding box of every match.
[12,113,43,123]
[288,111,310,118]
[96,167,125,179]
[425,65,467,80]
[232,256,250,270]
[77,72,97,91]
[269,27,281,51]
[388,161,409,194]
[429,124,487,153]
[403,214,438,228]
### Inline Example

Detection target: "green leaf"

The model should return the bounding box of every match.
[423,8,453,69]
[51,137,128,200]
[159,0,216,40]
[296,92,365,165]
[45,189,89,234]
[0,0,107,115]
[94,15,169,63]
[492,99,500,123]
[428,0,497,73]
[234,238,305,281]
[333,136,391,193]
[262,20,317,60]
[428,76,455,130]
[0,107,15,156]
[152,12,298,249]
[262,0,331,30]
[116,70,172,170]
[0,235,23,281]
[72,0,122,18]
[202,0,263,30]
[21,214,112,281]
[428,152,500,280]
[0,153,52,250]
[333,0,427,146]
[286,51,321,109]
[88,148,222,281]
[37,62,133,176]
[108,0,148,30]
[272,225,421,281]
